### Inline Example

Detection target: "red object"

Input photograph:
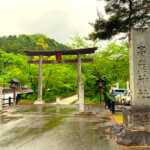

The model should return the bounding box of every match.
[56,52,62,63]
[98,82,103,88]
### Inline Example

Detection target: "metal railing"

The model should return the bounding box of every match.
[2,98,14,107]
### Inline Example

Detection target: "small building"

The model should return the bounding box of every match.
[1,86,33,106]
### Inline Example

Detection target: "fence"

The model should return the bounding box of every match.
[2,97,14,107]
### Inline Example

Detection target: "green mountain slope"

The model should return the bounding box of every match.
[0,34,68,53]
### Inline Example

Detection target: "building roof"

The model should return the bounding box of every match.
[9,78,20,84]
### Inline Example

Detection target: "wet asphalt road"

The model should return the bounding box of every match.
[0,105,149,150]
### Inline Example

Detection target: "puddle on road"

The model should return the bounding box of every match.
[0,105,76,147]
[0,116,65,147]
[16,105,75,115]
[0,115,23,124]
[1,105,150,150]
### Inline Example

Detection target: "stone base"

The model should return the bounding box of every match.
[116,106,150,146]
[116,129,150,146]
[34,100,45,105]
[123,106,150,131]
[79,104,85,112]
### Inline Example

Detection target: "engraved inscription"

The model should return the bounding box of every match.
[131,28,150,105]
[136,42,150,99]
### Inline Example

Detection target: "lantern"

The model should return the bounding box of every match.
[9,79,20,106]
[56,52,62,63]
[98,79,105,90]
[97,78,106,103]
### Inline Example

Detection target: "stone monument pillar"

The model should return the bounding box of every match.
[130,28,150,106]
[117,27,150,145]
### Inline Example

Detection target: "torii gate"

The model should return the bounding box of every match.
[25,48,97,112]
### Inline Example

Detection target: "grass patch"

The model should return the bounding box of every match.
[18,99,34,105]
[85,97,101,104]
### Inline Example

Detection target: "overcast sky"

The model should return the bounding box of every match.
[0,0,105,43]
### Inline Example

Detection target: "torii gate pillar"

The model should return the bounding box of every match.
[34,56,44,104]
[77,55,85,112]
[0,87,2,111]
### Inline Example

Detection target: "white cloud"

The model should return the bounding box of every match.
[0,0,105,42]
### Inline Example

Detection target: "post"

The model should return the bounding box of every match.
[0,87,2,111]
[9,97,11,106]
[99,91,102,104]
[116,82,119,89]
[126,81,129,91]
[56,97,60,104]
[77,55,84,112]
[34,56,44,104]
[13,88,16,107]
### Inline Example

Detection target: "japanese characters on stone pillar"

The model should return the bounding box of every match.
[130,27,150,106]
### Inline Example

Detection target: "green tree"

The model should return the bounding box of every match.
[0,34,70,101]
[0,34,129,103]
[90,0,150,40]
[67,34,97,49]
[0,34,68,53]
[0,50,29,85]
[43,64,77,101]
[94,42,129,87]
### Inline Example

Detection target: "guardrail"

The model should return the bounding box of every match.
[2,98,14,107]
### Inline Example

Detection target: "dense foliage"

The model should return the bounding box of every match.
[90,0,150,40]
[0,34,129,102]
[93,43,129,87]
[0,34,68,53]
[0,34,75,101]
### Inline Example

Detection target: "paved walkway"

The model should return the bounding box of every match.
[55,95,78,105]
[0,105,149,150]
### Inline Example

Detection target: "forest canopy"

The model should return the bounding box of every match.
[0,34,129,102]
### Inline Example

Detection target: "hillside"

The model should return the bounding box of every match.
[0,34,68,53]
